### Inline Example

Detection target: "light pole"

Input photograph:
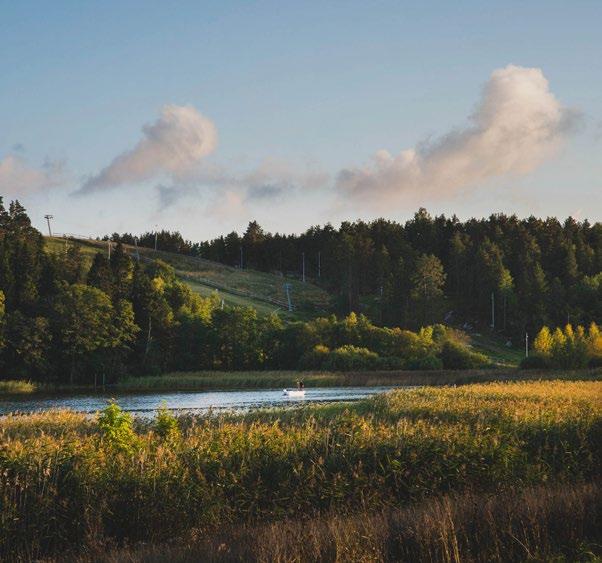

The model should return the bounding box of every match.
[44,214,53,237]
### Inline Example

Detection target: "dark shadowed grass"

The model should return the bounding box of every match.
[73,481,602,563]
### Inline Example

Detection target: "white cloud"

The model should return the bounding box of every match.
[75,104,217,195]
[337,65,579,206]
[0,155,66,196]
[155,157,329,211]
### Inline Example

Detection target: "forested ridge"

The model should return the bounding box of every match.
[110,208,602,336]
[1,199,502,384]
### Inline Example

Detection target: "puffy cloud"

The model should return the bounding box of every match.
[0,154,66,196]
[75,105,217,195]
[337,65,579,206]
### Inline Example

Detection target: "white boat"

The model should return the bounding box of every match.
[283,388,306,398]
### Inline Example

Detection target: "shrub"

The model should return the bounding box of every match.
[298,344,330,370]
[406,354,444,370]
[520,354,550,369]
[440,341,489,370]
[97,401,139,453]
[323,345,379,371]
[154,403,180,440]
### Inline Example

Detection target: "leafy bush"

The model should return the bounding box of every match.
[406,354,444,370]
[440,341,489,370]
[154,403,180,440]
[298,344,330,370]
[323,345,379,371]
[520,355,550,369]
[97,401,139,453]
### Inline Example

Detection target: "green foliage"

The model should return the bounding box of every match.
[154,402,180,440]
[529,323,599,369]
[440,340,489,369]
[322,345,379,371]
[520,354,551,369]
[97,401,138,453]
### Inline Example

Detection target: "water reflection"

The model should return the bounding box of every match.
[0,386,400,417]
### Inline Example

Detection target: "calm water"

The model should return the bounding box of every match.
[0,386,398,417]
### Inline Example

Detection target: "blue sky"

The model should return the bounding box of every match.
[1,1,600,239]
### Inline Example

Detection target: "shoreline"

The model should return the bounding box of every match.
[1,367,600,398]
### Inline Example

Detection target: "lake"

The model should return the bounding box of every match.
[0,386,400,417]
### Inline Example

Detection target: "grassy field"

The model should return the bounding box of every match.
[44,236,331,318]
[0,380,600,560]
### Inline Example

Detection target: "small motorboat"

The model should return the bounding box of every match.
[283,388,306,398]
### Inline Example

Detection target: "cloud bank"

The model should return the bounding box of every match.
[75,104,217,195]
[0,154,66,196]
[337,65,578,206]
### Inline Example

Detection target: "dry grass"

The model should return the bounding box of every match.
[77,481,602,563]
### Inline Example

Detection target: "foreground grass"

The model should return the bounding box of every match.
[76,481,602,563]
[0,380,600,560]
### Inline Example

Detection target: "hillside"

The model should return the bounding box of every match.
[44,236,331,320]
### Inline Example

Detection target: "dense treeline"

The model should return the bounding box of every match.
[110,209,602,337]
[0,200,488,383]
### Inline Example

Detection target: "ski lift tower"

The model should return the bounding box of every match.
[284,283,293,312]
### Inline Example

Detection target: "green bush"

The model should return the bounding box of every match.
[154,403,180,440]
[406,354,444,370]
[440,341,489,370]
[97,401,139,453]
[323,345,379,371]
[520,354,550,369]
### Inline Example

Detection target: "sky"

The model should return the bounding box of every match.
[1,1,601,240]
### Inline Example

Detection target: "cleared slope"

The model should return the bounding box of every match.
[44,236,331,319]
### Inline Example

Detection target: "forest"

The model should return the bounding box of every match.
[109,208,602,338]
[2,199,601,384]
[0,199,493,384]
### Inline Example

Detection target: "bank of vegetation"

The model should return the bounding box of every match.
[1,199,493,387]
[1,380,600,560]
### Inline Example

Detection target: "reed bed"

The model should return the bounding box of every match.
[76,481,602,563]
[0,380,600,561]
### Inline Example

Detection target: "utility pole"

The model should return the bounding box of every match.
[525,332,529,358]
[491,292,495,329]
[318,251,321,279]
[302,252,306,283]
[44,214,53,237]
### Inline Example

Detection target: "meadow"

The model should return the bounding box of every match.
[0,380,600,561]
